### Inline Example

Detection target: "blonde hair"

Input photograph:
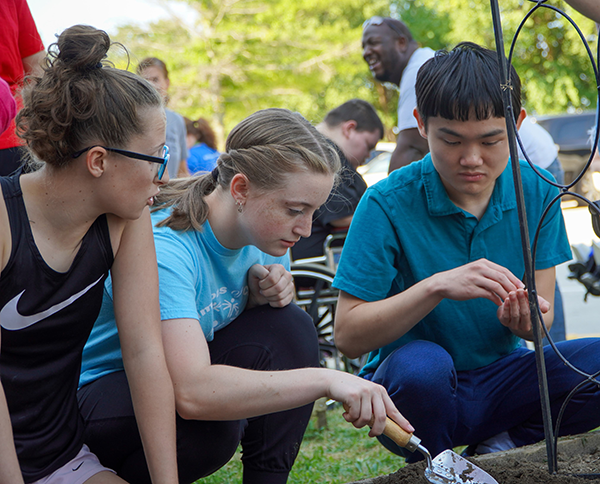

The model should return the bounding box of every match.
[154,108,340,231]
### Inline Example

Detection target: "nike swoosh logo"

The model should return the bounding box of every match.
[0,276,104,331]
[72,462,83,472]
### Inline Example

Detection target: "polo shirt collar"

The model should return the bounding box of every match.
[422,154,518,218]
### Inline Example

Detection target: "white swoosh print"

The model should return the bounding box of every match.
[0,276,104,331]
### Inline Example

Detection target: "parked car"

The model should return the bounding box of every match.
[533,112,599,203]
[358,142,396,187]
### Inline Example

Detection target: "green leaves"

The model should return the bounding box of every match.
[114,0,396,148]
[393,0,598,116]
[112,0,597,149]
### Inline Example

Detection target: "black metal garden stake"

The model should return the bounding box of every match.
[488,0,558,473]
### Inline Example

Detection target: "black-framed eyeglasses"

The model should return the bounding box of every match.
[72,145,169,180]
[362,16,404,38]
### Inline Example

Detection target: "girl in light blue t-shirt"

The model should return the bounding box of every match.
[78,108,414,484]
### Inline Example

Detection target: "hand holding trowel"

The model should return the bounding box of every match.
[347,404,499,484]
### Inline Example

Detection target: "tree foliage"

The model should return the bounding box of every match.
[115,0,397,147]
[395,0,598,115]
[113,0,598,146]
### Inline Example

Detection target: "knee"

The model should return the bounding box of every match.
[177,419,242,482]
[254,304,320,369]
[551,339,600,366]
[375,341,457,398]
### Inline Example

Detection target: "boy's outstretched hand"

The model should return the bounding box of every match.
[497,288,551,339]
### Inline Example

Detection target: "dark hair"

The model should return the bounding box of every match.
[16,25,163,167]
[185,117,217,150]
[137,57,169,80]
[154,108,341,231]
[415,42,521,127]
[323,99,384,138]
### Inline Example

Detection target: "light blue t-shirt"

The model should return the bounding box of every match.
[80,208,289,387]
[333,154,571,374]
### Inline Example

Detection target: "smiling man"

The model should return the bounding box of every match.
[361,17,434,172]
[334,42,600,463]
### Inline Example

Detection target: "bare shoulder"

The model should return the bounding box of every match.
[0,185,11,273]
[106,209,154,259]
[105,213,127,258]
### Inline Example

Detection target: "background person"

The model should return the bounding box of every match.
[0,78,17,135]
[0,0,45,176]
[292,99,382,261]
[184,116,220,174]
[137,57,189,178]
[78,108,410,484]
[0,25,178,483]
[333,42,600,463]
[361,16,434,173]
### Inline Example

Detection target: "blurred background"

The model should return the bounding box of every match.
[28,0,599,150]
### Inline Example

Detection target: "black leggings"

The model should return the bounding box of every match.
[77,304,320,484]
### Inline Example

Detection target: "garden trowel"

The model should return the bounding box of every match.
[372,416,499,484]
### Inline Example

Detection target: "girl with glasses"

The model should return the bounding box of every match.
[0,25,178,484]
[78,108,412,484]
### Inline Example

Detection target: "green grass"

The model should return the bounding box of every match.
[196,405,405,483]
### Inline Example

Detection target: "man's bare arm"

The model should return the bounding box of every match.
[22,50,45,77]
[562,0,600,22]
[388,128,429,173]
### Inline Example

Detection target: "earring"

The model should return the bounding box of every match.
[236,200,244,213]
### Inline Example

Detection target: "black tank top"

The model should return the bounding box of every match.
[0,175,113,482]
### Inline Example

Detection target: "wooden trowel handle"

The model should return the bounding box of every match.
[343,404,421,452]
[381,416,416,448]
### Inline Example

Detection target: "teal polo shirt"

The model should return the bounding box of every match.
[333,154,571,373]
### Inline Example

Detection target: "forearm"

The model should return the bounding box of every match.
[563,0,600,22]
[330,215,353,228]
[388,146,423,172]
[175,366,339,421]
[123,346,178,484]
[334,277,443,359]
[22,50,45,78]
[0,385,24,484]
[388,128,429,173]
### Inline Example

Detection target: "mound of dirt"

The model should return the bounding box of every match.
[346,431,600,484]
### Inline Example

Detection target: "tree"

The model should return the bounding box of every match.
[113,0,598,146]
[394,0,598,115]
[114,0,397,147]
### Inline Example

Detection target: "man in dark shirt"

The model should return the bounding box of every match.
[292,99,383,261]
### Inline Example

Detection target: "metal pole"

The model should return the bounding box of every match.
[489,0,557,473]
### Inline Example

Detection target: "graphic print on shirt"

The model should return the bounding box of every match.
[199,285,249,328]
[0,276,104,330]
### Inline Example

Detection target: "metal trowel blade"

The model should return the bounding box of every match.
[429,449,498,484]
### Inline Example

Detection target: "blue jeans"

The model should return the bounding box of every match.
[365,339,600,463]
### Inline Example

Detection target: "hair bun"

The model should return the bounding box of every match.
[55,25,110,72]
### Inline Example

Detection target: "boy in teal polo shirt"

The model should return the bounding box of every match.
[333,42,600,462]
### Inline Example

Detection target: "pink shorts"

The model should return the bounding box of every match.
[31,445,115,484]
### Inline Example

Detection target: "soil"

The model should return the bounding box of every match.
[345,431,600,484]
[363,455,600,483]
